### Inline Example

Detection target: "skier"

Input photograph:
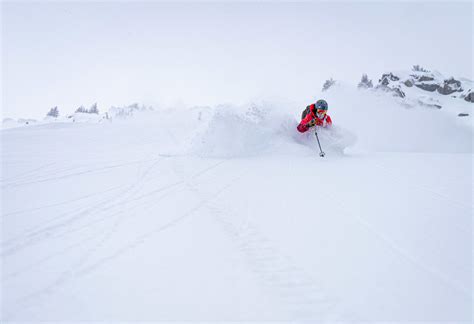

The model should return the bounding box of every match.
[297,99,332,133]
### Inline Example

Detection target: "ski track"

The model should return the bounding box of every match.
[3,183,125,217]
[1,162,83,186]
[3,231,101,280]
[3,150,470,319]
[4,157,233,320]
[370,160,472,211]
[1,156,165,255]
[368,159,472,237]
[4,155,167,274]
[1,157,160,189]
[7,155,468,319]
[50,158,228,267]
[0,162,56,183]
[171,159,359,321]
[2,177,186,257]
[322,188,470,297]
[211,210,358,321]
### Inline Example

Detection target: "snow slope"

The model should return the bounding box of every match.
[1,88,472,321]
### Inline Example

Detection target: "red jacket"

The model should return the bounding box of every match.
[297,105,332,133]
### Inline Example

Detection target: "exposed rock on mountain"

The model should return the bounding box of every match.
[464,90,473,103]
[374,67,472,104]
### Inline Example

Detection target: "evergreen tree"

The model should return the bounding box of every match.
[412,65,429,73]
[46,106,59,117]
[76,105,86,113]
[322,78,336,92]
[88,103,99,114]
[358,74,373,89]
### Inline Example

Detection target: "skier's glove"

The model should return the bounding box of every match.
[306,119,316,128]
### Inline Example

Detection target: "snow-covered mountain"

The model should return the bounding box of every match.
[325,66,472,117]
[1,68,472,321]
[374,68,472,102]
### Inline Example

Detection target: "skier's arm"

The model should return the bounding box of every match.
[297,114,315,133]
[325,115,332,127]
[297,122,309,133]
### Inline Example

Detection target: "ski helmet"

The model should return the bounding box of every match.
[315,99,328,111]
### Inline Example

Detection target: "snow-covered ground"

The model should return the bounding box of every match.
[1,83,472,321]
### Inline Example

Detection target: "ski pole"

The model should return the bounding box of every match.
[314,128,325,157]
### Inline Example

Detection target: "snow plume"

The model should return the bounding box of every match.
[294,125,357,156]
[188,102,356,158]
[108,103,154,119]
[189,103,286,158]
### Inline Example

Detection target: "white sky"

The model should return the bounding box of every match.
[2,1,473,119]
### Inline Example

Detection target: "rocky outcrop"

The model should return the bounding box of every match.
[376,73,405,97]
[410,73,439,91]
[404,80,413,87]
[379,73,400,85]
[392,87,406,98]
[417,75,434,82]
[376,83,405,98]
[464,90,474,103]
[415,83,439,92]
[417,99,442,109]
[437,78,463,95]
[375,68,472,104]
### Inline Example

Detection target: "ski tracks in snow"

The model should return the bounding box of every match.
[171,158,359,321]
[370,159,472,214]
[211,207,358,321]
[2,157,233,320]
[322,186,470,298]
[3,155,169,318]
[4,154,360,321]
[1,158,151,189]
[2,156,162,256]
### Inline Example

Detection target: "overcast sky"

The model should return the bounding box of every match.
[2,1,472,119]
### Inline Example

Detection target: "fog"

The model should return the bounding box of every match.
[2,1,472,119]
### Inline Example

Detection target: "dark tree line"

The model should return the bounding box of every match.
[46,103,100,117]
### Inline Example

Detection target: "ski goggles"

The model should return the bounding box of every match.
[316,109,326,119]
